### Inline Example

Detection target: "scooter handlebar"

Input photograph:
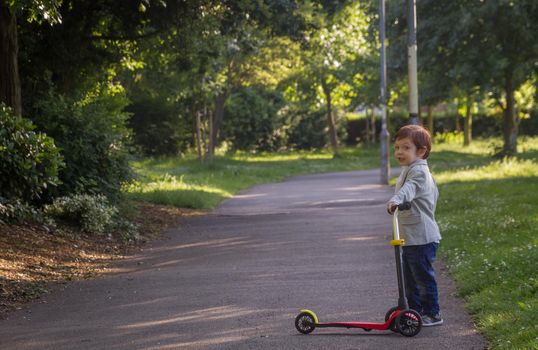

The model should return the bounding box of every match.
[397,202,411,211]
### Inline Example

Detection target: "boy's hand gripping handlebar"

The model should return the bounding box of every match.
[390,202,411,246]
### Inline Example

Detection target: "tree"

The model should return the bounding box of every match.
[17,0,172,198]
[389,0,538,155]
[476,1,538,155]
[0,0,61,116]
[201,1,308,160]
[297,1,375,155]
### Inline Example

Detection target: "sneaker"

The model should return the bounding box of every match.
[421,314,443,327]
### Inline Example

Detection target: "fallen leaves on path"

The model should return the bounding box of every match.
[0,202,205,318]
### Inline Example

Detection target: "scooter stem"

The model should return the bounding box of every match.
[392,207,409,310]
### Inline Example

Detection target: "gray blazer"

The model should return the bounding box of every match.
[390,159,441,246]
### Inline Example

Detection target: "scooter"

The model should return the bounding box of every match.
[294,202,422,337]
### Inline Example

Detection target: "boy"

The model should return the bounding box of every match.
[386,124,443,326]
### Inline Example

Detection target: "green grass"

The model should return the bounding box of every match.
[431,138,538,350]
[126,137,538,349]
[124,146,396,209]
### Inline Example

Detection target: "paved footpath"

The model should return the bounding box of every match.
[0,169,486,349]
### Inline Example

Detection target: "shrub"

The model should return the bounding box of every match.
[0,198,45,224]
[28,82,133,200]
[0,103,63,204]
[287,109,327,150]
[45,194,118,234]
[222,87,287,152]
[127,96,191,156]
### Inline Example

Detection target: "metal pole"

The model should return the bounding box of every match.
[379,0,390,185]
[407,0,419,125]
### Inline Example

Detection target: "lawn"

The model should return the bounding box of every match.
[432,138,538,349]
[125,146,396,209]
[126,136,538,349]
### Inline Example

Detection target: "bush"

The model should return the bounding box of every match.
[287,109,327,150]
[45,194,118,234]
[0,198,45,224]
[0,104,63,204]
[127,96,191,156]
[28,82,133,200]
[222,87,287,152]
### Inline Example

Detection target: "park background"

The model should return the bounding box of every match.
[0,1,537,349]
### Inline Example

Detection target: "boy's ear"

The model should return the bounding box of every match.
[417,147,427,158]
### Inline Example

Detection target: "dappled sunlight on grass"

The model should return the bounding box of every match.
[436,158,538,183]
[433,141,538,348]
[127,175,232,197]
[126,188,228,209]
[126,146,387,208]
[232,151,334,162]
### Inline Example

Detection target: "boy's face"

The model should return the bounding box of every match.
[394,137,425,166]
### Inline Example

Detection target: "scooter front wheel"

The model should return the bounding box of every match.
[395,309,422,337]
[295,312,316,334]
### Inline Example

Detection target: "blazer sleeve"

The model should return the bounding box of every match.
[389,168,426,205]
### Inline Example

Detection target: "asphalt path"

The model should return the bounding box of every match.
[0,169,486,349]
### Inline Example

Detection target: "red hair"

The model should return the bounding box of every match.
[395,125,432,159]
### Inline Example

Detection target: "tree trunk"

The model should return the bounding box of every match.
[455,112,461,132]
[365,108,371,144]
[427,105,434,135]
[463,97,472,146]
[206,91,227,161]
[195,109,203,162]
[0,2,22,116]
[502,74,518,155]
[321,79,339,156]
[370,108,376,143]
[206,108,214,160]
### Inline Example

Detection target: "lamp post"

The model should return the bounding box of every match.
[379,0,390,185]
[407,0,419,125]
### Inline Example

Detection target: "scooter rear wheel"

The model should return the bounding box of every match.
[395,309,422,337]
[295,312,316,334]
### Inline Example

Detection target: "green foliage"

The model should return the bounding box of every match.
[0,104,63,204]
[44,194,118,234]
[28,82,133,200]
[222,87,286,151]
[387,0,538,154]
[9,0,62,24]
[127,96,191,156]
[287,109,328,150]
[0,198,45,224]
[434,131,464,144]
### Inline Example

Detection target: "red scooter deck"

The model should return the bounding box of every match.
[315,310,400,331]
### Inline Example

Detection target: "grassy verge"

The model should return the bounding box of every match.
[432,139,538,349]
[127,137,538,349]
[125,146,397,208]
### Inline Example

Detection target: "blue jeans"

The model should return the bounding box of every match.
[402,242,440,316]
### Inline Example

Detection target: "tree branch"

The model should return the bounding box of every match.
[495,97,506,111]
[85,30,161,41]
